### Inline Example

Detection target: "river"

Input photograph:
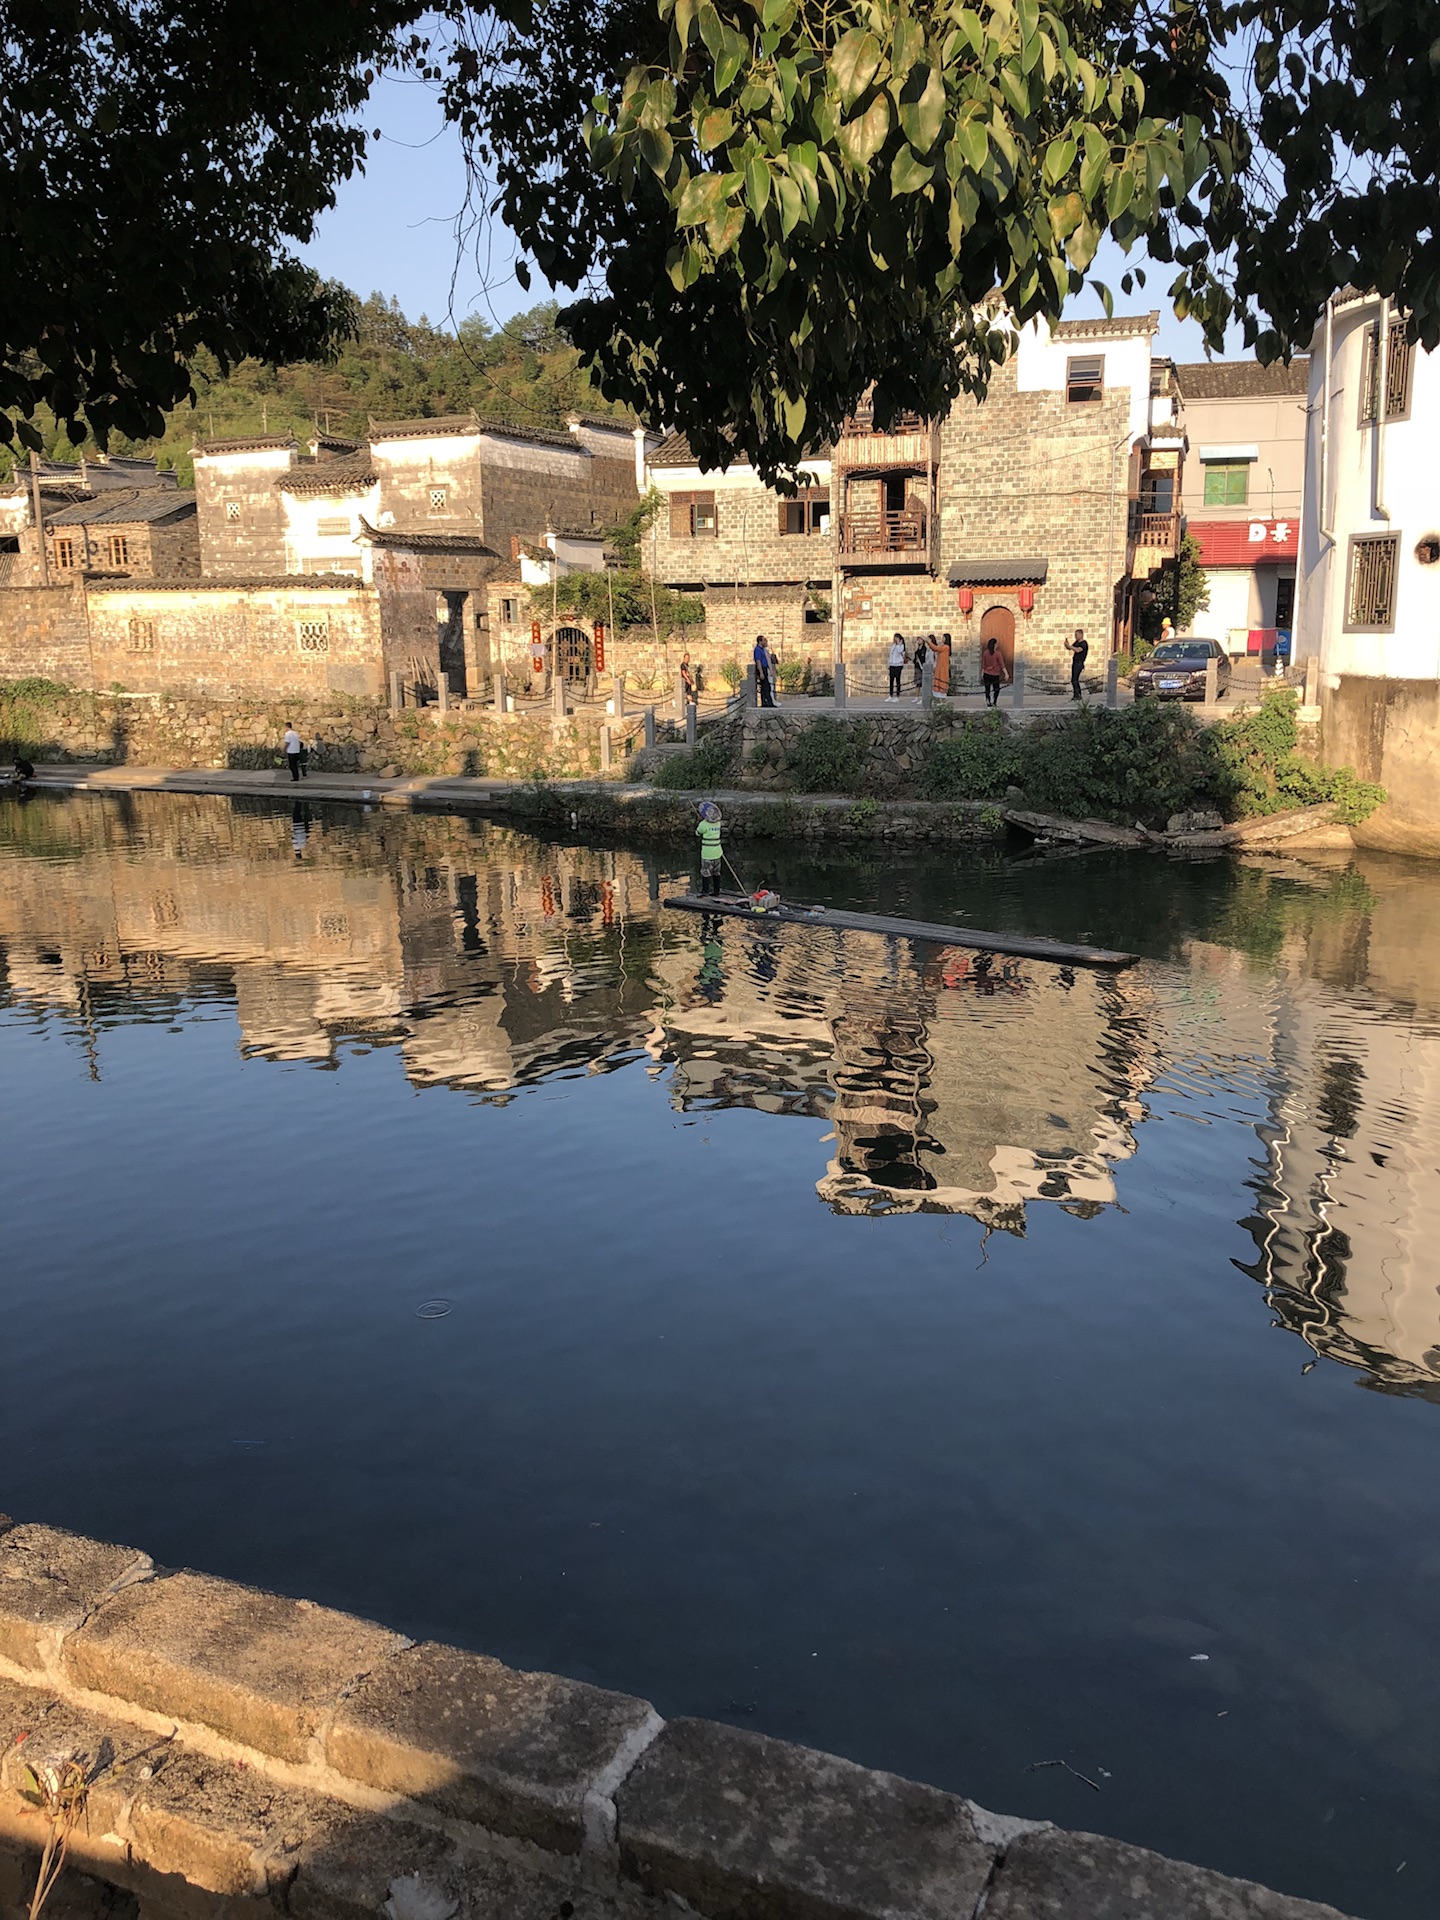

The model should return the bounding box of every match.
[2,788,1438,1918]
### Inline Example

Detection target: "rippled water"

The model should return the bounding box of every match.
[4,790,1440,1918]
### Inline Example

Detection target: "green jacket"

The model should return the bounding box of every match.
[697,819,723,860]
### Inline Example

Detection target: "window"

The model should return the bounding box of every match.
[126,618,155,653]
[1346,534,1399,630]
[778,489,831,535]
[1203,463,1250,506]
[224,501,241,523]
[500,596,519,624]
[669,490,718,537]
[429,486,448,511]
[53,536,76,569]
[108,534,130,568]
[1066,354,1104,404]
[296,619,330,653]
[316,517,350,537]
[1361,319,1413,422]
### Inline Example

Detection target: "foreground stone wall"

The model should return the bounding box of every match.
[1321,674,1440,854]
[0,1520,1353,1920]
[0,688,622,781]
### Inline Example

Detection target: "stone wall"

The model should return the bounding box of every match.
[0,585,92,683]
[0,1519,1357,1920]
[649,471,834,591]
[1321,674,1440,854]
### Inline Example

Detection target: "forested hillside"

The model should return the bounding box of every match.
[11,294,633,484]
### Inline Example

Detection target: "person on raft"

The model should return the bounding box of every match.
[696,801,724,897]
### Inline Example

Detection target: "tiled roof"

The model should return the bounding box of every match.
[275,454,378,495]
[1055,312,1160,340]
[313,435,362,456]
[1148,421,1188,441]
[946,556,1050,586]
[565,409,643,430]
[476,419,586,449]
[46,489,197,527]
[355,518,500,556]
[192,435,298,455]
[649,431,701,467]
[1173,358,1311,399]
[367,413,481,441]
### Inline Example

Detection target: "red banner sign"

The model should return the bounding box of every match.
[530,618,545,674]
[1189,518,1299,565]
[593,620,606,673]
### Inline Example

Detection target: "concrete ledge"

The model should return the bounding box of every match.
[62,1571,408,1763]
[324,1640,658,1854]
[0,1523,1367,1920]
[616,1717,995,1919]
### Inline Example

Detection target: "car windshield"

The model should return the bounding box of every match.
[1149,644,1210,663]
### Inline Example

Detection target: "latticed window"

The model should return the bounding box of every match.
[296,619,330,653]
[127,619,156,652]
[429,486,448,511]
[53,536,76,569]
[1361,320,1413,421]
[1346,535,1400,629]
[224,501,241,522]
[1203,463,1250,506]
[778,489,830,535]
[108,534,130,567]
[668,490,718,537]
[1066,355,1104,403]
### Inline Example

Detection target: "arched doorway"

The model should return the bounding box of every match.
[980,604,1015,679]
[555,625,591,686]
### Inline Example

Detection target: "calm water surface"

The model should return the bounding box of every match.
[4,791,1440,1918]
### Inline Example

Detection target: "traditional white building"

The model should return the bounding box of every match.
[1297,291,1440,851]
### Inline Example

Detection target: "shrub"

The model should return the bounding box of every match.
[650,722,738,790]
[718,658,744,690]
[1212,690,1386,822]
[920,715,1027,800]
[1020,700,1232,825]
[784,716,870,792]
[777,657,809,693]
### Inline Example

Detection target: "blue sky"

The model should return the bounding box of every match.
[302,73,1247,362]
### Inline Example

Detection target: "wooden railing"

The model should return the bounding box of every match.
[839,509,928,556]
[1133,510,1181,553]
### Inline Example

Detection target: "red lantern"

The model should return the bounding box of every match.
[1017,584,1036,616]
[957,586,975,616]
[593,620,606,673]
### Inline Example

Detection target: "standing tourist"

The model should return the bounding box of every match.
[887,633,907,699]
[753,634,776,708]
[981,636,1008,707]
[932,632,951,699]
[1066,627,1089,701]
[680,651,696,706]
[283,722,303,782]
[913,633,928,691]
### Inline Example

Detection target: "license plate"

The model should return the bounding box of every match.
[1159,678,1184,690]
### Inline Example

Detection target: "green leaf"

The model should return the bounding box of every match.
[830,28,883,108]
[678,173,729,224]
[783,392,807,440]
[1016,0,1039,45]
[1042,134,1076,186]
[696,1,724,59]
[745,154,771,214]
[952,173,979,228]
[714,26,748,96]
[1079,126,1108,201]
[891,16,924,84]
[956,9,984,58]
[997,66,1031,121]
[837,93,891,167]
[1047,190,1083,240]
[1093,278,1114,318]
[707,202,746,252]
[1105,166,1134,221]
[1067,216,1100,272]
[898,66,946,153]
[761,0,794,26]
[891,146,934,195]
[775,172,804,234]
[956,112,988,173]
[637,125,674,176]
[698,108,734,152]
[787,142,820,217]
[673,0,698,47]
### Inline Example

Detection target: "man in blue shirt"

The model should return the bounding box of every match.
[753,635,776,707]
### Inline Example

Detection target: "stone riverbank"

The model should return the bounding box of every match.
[0,1520,1358,1920]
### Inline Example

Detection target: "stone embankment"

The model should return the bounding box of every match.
[0,1520,1357,1920]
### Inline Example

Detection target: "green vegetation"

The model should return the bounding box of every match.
[783,716,873,794]
[1137,535,1211,650]
[4,298,634,486]
[650,723,740,789]
[1211,691,1386,823]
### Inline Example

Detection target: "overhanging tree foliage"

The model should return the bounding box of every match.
[3,0,1439,479]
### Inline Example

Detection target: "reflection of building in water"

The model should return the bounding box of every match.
[654,926,1156,1229]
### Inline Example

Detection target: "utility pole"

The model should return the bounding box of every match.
[29,450,49,586]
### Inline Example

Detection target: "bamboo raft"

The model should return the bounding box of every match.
[664,894,1137,969]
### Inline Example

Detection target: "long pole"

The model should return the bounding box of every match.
[29,451,49,586]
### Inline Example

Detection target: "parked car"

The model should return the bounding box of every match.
[1132,638,1231,701]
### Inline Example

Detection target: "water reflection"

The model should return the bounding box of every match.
[3,791,1439,1391]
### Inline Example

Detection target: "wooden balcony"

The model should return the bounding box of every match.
[1130,509,1181,575]
[835,412,935,473]
[839,508,928,561]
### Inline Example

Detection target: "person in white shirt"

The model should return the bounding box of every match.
[887,634,907,698]
[283,724,303,783]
